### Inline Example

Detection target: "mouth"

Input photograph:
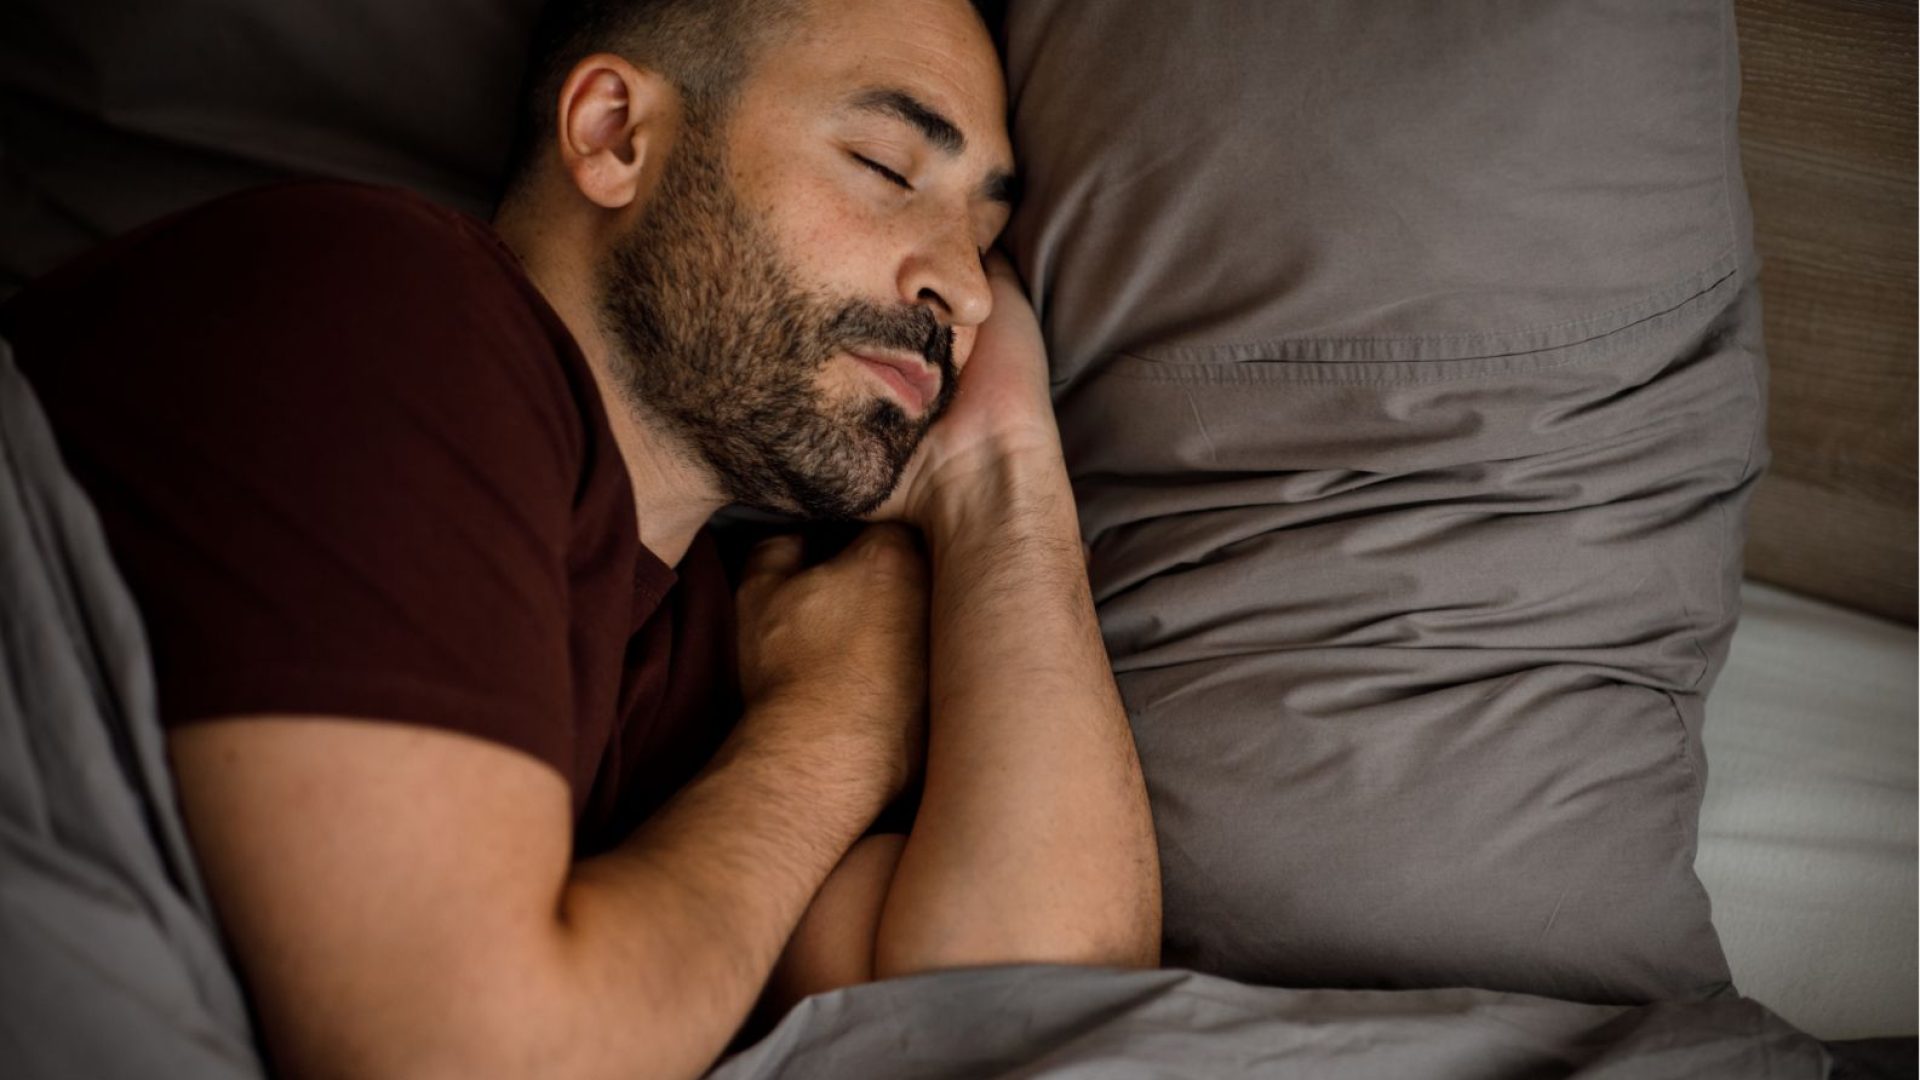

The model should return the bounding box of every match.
[847,348,940,416]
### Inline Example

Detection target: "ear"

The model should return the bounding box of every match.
[554,53,679,210]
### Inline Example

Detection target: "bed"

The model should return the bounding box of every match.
[1699,582,1916,1041]
[0,0,1912,1075]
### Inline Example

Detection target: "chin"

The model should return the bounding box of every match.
[791,467,902,521]
[788,454,912,522]
[725,397,923,521]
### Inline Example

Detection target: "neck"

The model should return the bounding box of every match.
[494,200,727,567]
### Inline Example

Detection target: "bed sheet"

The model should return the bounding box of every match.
[711,964,1826,1080]
[1697,581,1919,1039]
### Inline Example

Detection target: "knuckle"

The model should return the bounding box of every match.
[859,529,924,571]
[856,523,914,553]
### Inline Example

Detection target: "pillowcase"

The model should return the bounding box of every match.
[998,0,1762,1002]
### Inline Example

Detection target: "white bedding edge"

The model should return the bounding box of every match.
[1697,580,1918,1039]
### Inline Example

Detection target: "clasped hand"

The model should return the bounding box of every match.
[730,252,1058,808]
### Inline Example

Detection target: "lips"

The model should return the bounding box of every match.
[849,349,940,413]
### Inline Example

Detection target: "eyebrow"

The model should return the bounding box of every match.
[847,86,1020,209]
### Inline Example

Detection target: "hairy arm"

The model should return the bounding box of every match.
[871,449,1162,974]
[173,528,930,1080]
[171,711,876,1080]
[759,454,1159,1023]
[756,257,1162,1016]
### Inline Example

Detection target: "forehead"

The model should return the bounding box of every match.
[740,0,1012,164]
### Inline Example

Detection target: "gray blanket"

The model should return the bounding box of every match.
[0,339,1844,1077]
[712,964,1831,1079]
[0,339,263,1077]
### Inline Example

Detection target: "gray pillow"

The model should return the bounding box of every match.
[999,0,1763,1002]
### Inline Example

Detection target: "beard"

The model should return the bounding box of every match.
[596,117,958,520]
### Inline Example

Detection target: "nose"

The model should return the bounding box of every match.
[897,216,993,330]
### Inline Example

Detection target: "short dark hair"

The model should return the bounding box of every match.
[497,0,802,205]
[496,0,1001,207]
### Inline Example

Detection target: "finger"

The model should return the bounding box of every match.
[842,524,929,586]
[736,533,806,604]
[844,522,921,561]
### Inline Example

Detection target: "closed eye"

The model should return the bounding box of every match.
[851,153,914,192]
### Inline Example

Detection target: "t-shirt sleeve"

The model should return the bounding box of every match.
[6,184,589,777]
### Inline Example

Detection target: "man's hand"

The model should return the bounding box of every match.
[871,251,1060,528]
[757,250,1160,1000]
[732,525,931,809]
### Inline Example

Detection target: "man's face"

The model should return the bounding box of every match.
[598,0,1015,520]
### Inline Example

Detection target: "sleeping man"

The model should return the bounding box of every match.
[0,0,1160,1076]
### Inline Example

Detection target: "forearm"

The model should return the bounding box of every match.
[874,450,1161,975]
[532,711,881,1080]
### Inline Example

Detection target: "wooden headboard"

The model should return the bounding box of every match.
[1734,0,1916,623]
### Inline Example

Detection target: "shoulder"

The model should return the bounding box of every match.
[9,179,601,514]
[162,181,541,329]
[166,180,505,265]
[12,180,554,356]
[19,178,584,432]
[18,180,512,300]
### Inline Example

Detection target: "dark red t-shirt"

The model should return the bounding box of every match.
[1,180,739,852]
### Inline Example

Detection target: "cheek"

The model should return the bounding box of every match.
[750,171,917,299]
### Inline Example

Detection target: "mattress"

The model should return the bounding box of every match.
[1696,580,1918,1039]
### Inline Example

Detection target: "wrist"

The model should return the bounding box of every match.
[728,696,903,815]
[911,442,1078,547]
